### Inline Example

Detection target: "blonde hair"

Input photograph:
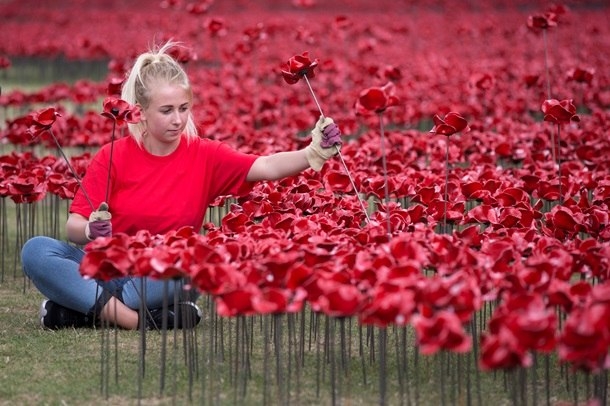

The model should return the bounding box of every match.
[121,41,198,145]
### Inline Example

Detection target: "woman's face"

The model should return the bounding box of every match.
[140,81,191,155]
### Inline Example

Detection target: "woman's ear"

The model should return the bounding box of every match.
[136,104,145,121]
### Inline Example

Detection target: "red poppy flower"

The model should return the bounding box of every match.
[253,287,306,314]
[354,82,400,115]
[204,17,226,38]
[26,107,61,139]
[468,72,494,92]
[412,311,472,355]
[5,171,47,203]
[100,97,140,127]
[309,279,364,318]
[292,0,316,8]
[216,288,256,317]
[47,173,79,200]
[360,285,416,327]
[429,112,469,136]
[527,13,558,31]
[133,247,186,280]
[0,56,11,69]
[502,294,557,352]
[186,1,212,14]
[479,327,532,371]
[80,246,131,281]
[558,304,610,372]
[541,99,580,124]
[281,51,319,85]
[566,67,594,85]
[382,65,402,82]
[523,74,541,88]
[106,77,124,96]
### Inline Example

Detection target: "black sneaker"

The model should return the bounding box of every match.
[40,300,95,330]
[145,301,202,330]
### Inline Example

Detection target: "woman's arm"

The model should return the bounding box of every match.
[246,149,310,182]
[246,117,342,182]
[66,213,91,245]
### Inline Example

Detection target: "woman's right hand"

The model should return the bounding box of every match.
[85,203,112,240]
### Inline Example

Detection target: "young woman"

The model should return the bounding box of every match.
[21,41,342,330]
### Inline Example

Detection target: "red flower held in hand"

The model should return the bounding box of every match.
[430,112,469,136]
[281,51,319,84]
[101,97,141,127]
[354,82,400,115]
[26,107,61,139]
[541,99,580,124]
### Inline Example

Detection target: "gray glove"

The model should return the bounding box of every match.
[305,116,342,171]
[85,202,112,240]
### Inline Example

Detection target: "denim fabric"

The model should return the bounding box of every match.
[21,236,196,315]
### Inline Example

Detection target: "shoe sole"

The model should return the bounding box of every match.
[39,299,52,330]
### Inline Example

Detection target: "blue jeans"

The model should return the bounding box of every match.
[21,236,197,316]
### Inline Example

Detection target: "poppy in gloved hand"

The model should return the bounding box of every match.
[101,97,140,127]
[26,107,61,139]
[280,51,319,84]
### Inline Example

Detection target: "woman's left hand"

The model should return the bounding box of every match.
[305,116,342,171]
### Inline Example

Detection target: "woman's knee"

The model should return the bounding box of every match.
[21,236,62,278]
[21,236,51,269]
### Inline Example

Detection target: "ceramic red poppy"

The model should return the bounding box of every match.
[106,77,124,96]
[541,99,580,124]
[26,107,61,139]
[80,247,131,281]
[0,56,10,69]
[100,97,141,127]
[5,171,47,203]
[360,285,416,327]
[47,173,79,200]
[468,72,494,92]
[430,112,470,136]
[558,304,610,372]
[412,311,472,355]
[354,82,400,115]
[281,52,319,84]
[527,13,557,31]
[203,17,226,38]
[566,67,594,85]
[479,327,532,371]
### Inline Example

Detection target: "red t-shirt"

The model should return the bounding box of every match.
[70,136,259,236]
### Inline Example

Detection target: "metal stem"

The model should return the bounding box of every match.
[336,149,370,224]
[378,113,392,236]
[543,29,552,99]
[105,120,116,204]
[303,75,324,118]
[444,139,450,234]
[48,129,95,211]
